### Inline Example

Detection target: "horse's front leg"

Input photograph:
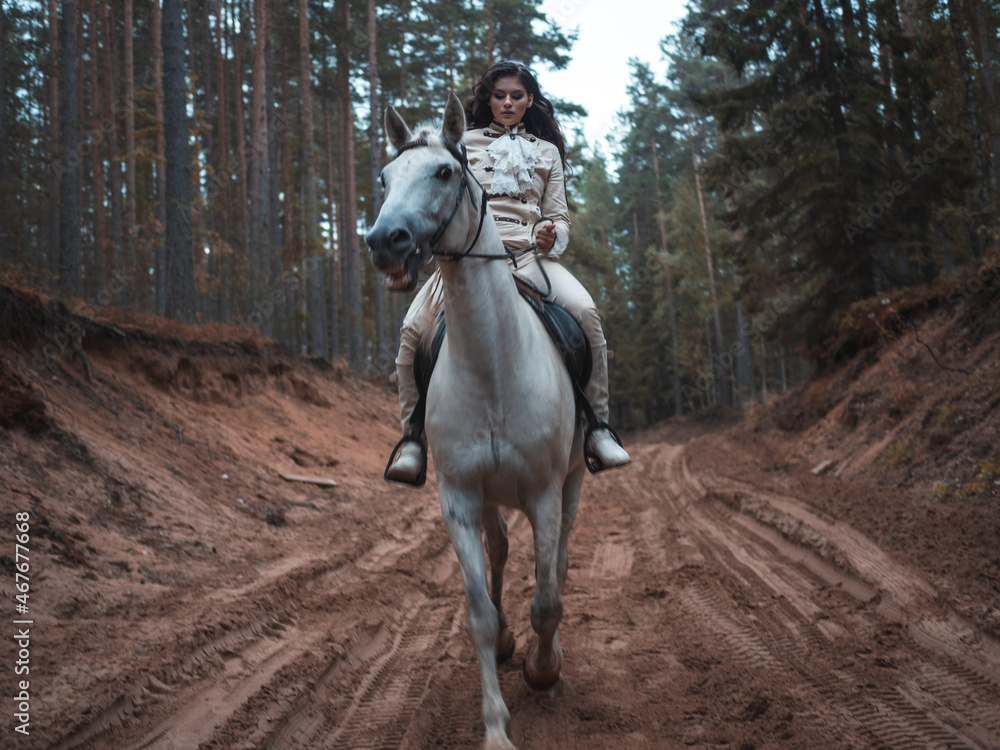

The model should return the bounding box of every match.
[523,486,565,691]
[483,506,515,663]
[440,487,515,750]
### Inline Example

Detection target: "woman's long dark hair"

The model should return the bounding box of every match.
[465,61,567,167]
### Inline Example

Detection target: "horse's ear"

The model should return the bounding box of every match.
[385,106,412,151]
[441,92,466,147]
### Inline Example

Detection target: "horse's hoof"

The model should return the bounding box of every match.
[522,644,562,691]
[482,737,517,750]
[496,628,516,664]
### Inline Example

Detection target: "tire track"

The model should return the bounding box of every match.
[52,613,297,750]
[319,599,457,750]
[645,441,1000,750]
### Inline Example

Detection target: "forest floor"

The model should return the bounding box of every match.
[1,259,999,750]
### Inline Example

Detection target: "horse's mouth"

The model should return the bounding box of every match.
[381,253,421,292]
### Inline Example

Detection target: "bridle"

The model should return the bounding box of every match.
[394,137,538,268]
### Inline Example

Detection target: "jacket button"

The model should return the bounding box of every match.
[520,198,527,204]
[521,220,527,226]
[529,137,536,142]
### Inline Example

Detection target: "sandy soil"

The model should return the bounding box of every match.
[1,283,999,749]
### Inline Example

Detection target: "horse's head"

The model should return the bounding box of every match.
[365,92,470,291]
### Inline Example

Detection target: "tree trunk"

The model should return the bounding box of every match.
[124,0,136,298]
[445,22,454,92]
[973,0,1000,211]
[234,0,249,315]
[99,0,123,274]
[163,0,194,321]
[337,0,362,366]
[212,0,228,322]
[690,124,729,406]
[152,0,167,314]
[47,0,60,282]
[299,0,327,357]
[947,0,992,250]
[325,100,341,359]
[279,58,298,347]
[368,0,387,372]
[58,0,81,296]
[398,0,408,102]
[249,0,269,311]
[214,0,228,252]
[391,3,408,360]
[734,298,756,405]
[650,136,682,417]
[704,316,715,408]
[86,0,107,286]
[75,9,86,290]
[0,3,8,257]
[779,345,787,394]
[265,12,280,337]
[485,0,495,67]
[892,0,934,283]
[759,337,768,403]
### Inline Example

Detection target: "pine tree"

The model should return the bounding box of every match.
[58,0,80,296]
[947,0,992,251]
[368,0,389,372]
[152,0,167,313]
[99,0,122,275]
[124,0,136,296]
[163,0,194,320]
[337,0,363,367]
[300,0,328,358]
[0,3,10,257]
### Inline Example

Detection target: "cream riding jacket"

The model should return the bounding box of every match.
[464,121,571,258]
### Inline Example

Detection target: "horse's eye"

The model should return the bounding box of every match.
[436,165,453,180]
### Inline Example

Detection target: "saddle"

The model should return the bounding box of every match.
[386,275,611,485]
[412,276,592,418]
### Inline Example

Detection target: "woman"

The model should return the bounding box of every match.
[387,61,630,482]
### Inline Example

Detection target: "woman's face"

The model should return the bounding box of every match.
[490,76,533,127]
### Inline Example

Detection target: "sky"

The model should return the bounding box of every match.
[536,0,690,155]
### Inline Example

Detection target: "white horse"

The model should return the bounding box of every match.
[365,93,586,750]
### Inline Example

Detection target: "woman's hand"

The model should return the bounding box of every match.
[535,223,556,253]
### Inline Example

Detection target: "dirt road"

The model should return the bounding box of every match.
[43,433,1000,750]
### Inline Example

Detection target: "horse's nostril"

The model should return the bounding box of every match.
[389,228,412,249]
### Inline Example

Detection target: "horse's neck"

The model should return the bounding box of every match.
[436,217,528,381]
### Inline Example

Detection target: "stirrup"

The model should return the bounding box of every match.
[583,422,629,474]
[384,434,428,487]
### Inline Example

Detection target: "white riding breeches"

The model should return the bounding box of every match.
[394,253,611,435]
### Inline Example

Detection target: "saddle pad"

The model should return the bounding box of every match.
[412,284,592,400]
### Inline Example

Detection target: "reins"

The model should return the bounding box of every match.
[394,137,547,270]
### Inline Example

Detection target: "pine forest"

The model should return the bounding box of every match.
[1,0,998,427]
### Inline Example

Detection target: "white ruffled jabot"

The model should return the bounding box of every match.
[486,127,542,196]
